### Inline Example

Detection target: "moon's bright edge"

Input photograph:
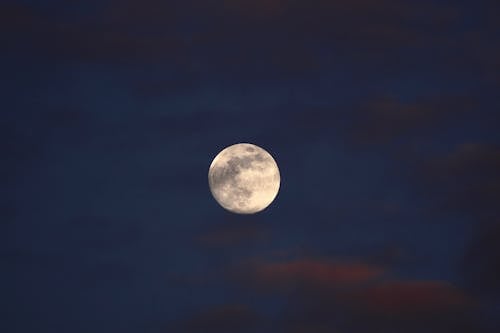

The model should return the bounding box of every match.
[208,143,280,214]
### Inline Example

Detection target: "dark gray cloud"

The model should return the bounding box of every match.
[173,304,261,333]
[348,94,476,145]
[462,222,500,297]
[3,0,491,81]
[416,143,500,220]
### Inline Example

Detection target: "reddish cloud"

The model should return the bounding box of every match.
[248,259,384,290]
[172,254,478,333]
[278,276,473,332]
[345,280,470,315]
[247,259,469,314]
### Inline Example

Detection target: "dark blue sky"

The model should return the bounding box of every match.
[2,1,500,332]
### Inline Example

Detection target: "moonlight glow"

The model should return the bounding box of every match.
[208,143,280,214]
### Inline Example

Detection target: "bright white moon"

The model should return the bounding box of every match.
[208,143,280,214]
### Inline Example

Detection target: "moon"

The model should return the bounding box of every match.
[208,143,280,214]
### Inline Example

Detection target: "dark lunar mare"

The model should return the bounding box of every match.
[209,153,266,209]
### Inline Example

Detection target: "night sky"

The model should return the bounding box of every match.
[3,0,500,332]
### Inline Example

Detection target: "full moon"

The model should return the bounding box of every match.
[208,143,280,214]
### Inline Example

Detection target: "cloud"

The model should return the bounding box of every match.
[238,258,385,293]
[349,94,475,145]
[155,250,487,332]
[462,222,500,297]
[334,280,478,333]
[1,1,187,65]
[0,3,41,31]
[227,255,481,333]
[242,259,469,313]
[187,0,467,81]
[174,304,261,333]
[3,0,495,95]
[0,0,472,78]
[4,0,496,90]
[417,143,500,219]
[344,280,470,315]
[222,0,458,39]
